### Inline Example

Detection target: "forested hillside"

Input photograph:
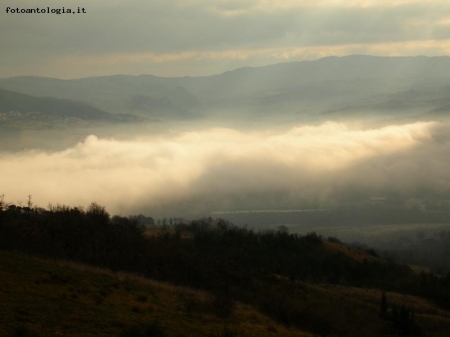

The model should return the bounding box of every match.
[2,198,450,336]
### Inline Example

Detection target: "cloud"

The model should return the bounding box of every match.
[2,0,450,77]
[11,39,450,79]
[0,121,443,217]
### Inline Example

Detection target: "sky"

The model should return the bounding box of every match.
[2,0,450,78]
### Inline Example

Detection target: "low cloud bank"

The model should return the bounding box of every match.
[0,121,446,217]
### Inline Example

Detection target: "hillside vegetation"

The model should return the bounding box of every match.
[0,251,312,337]
[2,199,450,336]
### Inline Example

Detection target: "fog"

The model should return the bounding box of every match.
[1,120,448,218]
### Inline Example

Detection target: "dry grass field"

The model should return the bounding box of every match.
[0,251,312,337]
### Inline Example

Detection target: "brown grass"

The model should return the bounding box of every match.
[324,242,380,263]
[0,251,312,337]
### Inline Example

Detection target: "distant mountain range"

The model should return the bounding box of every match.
[0,89,111,121]
[2,55,450,123]
[0,76,203,121]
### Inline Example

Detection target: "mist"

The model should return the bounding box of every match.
[1,120,447,218]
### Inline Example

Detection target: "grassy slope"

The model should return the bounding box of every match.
[0,251,312,337]
[314,283,450,337]
[322,242,450,336]
[2,238,450,336]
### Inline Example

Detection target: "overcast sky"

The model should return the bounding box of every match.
[2,0,450,78]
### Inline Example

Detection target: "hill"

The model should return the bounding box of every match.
[0,89,112,121]
[0,77,202,120]
[2,201,450,336]
[0,89,142,149]
[0,251,312,337]
[3,56,450,124]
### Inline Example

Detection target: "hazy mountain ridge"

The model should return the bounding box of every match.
[0,75,203,120]
[3,55,450,124]
[128,86,202,120]
[0,88,111,121]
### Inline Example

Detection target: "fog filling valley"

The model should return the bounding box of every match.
[1,120,448,219]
